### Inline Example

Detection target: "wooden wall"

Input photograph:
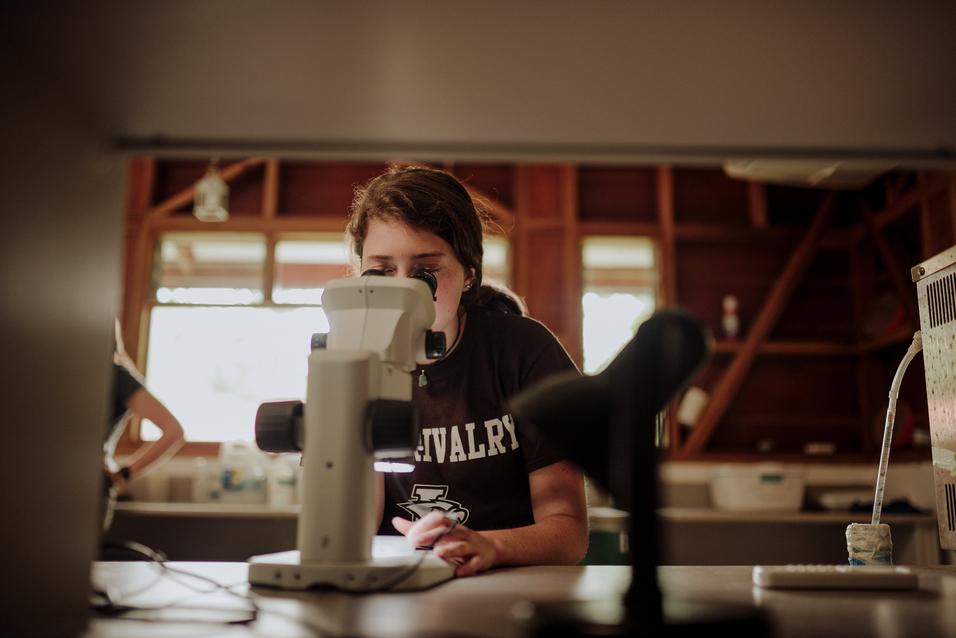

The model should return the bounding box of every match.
[120,158,956,461]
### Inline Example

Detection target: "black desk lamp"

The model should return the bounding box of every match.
[510,310,767,636]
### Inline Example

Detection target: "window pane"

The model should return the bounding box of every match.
[141,306,328,441]
[156,233,266,304]
[483,234,510,287]
[274,236,351,304]
[581,237,658,374]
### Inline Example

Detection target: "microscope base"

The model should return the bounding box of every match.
[248,547,455,592]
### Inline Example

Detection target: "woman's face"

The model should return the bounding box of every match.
[360,217,475,337]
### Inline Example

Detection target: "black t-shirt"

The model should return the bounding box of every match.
[379,307,578,534]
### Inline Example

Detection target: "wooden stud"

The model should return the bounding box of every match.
[125,157,155,214]
[562,165,583,367]
[655,166,681,451]
[263,234,277,303]
[747,181,768,228]
[656,166,677,307]
[680,194,835,456]
[262,158,279,219]
[950,172,956,245]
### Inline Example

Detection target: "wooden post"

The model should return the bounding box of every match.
[513,165,582,366]
[655,166,681,451]
[656,166,677,307]
[680,194,835,456]
[561,165,583,368]
[747,181,768,229]
[262,158,279,219]
[950,173,956,245]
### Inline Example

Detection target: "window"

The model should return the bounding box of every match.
[141,233,348,442]
[581,237,658,374]
[482,234,511,288]
[141,232,510,442]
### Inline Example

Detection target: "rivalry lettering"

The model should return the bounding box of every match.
[413,413,520,463]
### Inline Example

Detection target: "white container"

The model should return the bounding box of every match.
[676,387,709,428]
[267,453,300,507]
[219,440,268,505]
[710,463,805,512]
[191,457,222,503]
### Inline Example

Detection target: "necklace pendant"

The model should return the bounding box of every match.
[418,370,427,387]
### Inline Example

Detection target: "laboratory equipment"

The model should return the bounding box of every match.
[247,270,455,592]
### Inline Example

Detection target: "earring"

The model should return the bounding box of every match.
[464,282,472,291]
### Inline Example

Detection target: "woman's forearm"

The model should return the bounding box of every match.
[481,513,589,567]
[123,389,185,478]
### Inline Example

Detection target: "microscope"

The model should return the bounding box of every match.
[248,270,456,592]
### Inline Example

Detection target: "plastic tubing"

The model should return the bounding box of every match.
[871,331,922,525]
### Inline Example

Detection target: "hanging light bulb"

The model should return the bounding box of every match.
[193,160,229,222]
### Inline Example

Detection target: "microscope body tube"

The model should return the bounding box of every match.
[297,348,411,564]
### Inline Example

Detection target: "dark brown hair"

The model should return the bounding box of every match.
[348,165,523,314]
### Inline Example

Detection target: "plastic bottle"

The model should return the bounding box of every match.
[191,456,222,503]
[219,440,268,505]
[267,454,299,507]
[722,294,740,339]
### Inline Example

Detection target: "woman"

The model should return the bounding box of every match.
[347,166,588,577]
[102,320,185,530]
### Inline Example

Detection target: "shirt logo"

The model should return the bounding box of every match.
[414,414,520,464]
[396,484,470,525]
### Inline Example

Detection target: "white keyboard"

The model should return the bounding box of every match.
[752,564,919,590]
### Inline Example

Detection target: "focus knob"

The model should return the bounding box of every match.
[254,400,304,453]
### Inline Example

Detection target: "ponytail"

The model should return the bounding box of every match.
[468,283,527,316]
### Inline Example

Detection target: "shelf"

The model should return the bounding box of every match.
[711,329,916,357]
[665,449,933,464]
[659,507,936,524]
[725,414,859,429]
[590,506,936,526]
[713,340,857,356]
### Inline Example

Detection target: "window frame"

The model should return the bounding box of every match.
[121,226,514,456]
[579,234,662,374]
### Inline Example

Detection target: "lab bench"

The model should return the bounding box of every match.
[106,503,942,565]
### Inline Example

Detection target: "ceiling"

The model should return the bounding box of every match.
[5,1,955,166]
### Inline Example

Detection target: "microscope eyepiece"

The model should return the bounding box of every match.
[359,267,438,300]
[410,268,438,299]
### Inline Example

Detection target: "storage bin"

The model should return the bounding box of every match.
[710,463,805,512]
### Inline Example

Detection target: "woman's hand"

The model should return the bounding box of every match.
[392,511,497,577]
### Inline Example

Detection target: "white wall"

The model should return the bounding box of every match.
[15,1,956,164]
[0,38,125,637]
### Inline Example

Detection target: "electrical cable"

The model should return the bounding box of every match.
[93,539,258,626]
